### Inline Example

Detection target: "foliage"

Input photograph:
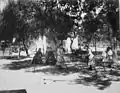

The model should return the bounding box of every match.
[104,0,119,37]
[1,1,17,41]
[34,0,75,40]
[0,0,119,45]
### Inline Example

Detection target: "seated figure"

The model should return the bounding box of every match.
[32,48,42,65]
[45,48,57,65]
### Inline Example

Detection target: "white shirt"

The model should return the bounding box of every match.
[107,49,113,56]
[102,51,107,58]
[88,49,94,60]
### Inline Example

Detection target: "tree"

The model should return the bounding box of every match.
[1,1,17,42]
[1,0,118,56]
[105,0,119,49]
[1,0,37,57]
[34,0,74,47]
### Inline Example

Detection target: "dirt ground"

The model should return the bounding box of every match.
[0,55,120,93]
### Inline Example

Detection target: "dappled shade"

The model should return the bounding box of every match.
[0,89,27,93]
[1,56,120,90]
[2,59,33,70]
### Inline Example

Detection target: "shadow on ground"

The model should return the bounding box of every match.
[0,55,30,60]
[31,65,80,75]
[1,59,120,90]
[73,68,120,90]
[2,59,34,70]
[74,72,111,90]
[0,89,27,93]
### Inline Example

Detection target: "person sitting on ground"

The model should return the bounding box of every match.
[45,47,56,65]
[32,48,43,65]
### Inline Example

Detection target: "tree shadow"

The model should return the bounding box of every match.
[73,67,120,90]
[27,65,81,76]
[0,89,27,93]
[74,74,111,90]
[109,70,120,76]
[0,55,30,60]
[2,59,34,70]
[2,58,120,90]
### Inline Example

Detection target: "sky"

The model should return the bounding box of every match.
[0,0,7,12]
[0,0,19,12]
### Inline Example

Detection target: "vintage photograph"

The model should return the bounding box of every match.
[0,0,119,93]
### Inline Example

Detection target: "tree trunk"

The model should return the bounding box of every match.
[41,36,44,55]
[70,38,74,53]
[23,39,29,57]
[95,38,97,55]
[18,43,21,58]
[113,37,118,61]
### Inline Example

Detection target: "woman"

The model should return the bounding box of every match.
[45,48,56,65]
[56,44,65,69]
[86,46,95,71]
[32,48,42,65]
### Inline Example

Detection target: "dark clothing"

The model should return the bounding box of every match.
[45,51,57,65]
[1,42,7,56]
[32,50,42,64]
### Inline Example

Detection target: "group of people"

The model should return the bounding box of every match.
[32,44,114,70]
[32,44,65,68]
[83,45,114,70]
[102,46,114,68]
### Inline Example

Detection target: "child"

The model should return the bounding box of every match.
[88,48,95,70]
[106,47,113,68]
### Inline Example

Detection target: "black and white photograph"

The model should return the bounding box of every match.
[0,0,119,93]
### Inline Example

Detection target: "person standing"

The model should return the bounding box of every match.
[101,48,108,71]
[86,45,95,71]
[9,46,13,57]
[56,44,65,69]
[1,41,6,57]
[106,46,113,68]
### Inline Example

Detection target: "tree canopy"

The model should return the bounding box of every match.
[0,0,119,44]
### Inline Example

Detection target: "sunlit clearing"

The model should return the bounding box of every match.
[35,35,47,54]
[65,37,71,53]
[65,37,78,53]
[72,36,79,49]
